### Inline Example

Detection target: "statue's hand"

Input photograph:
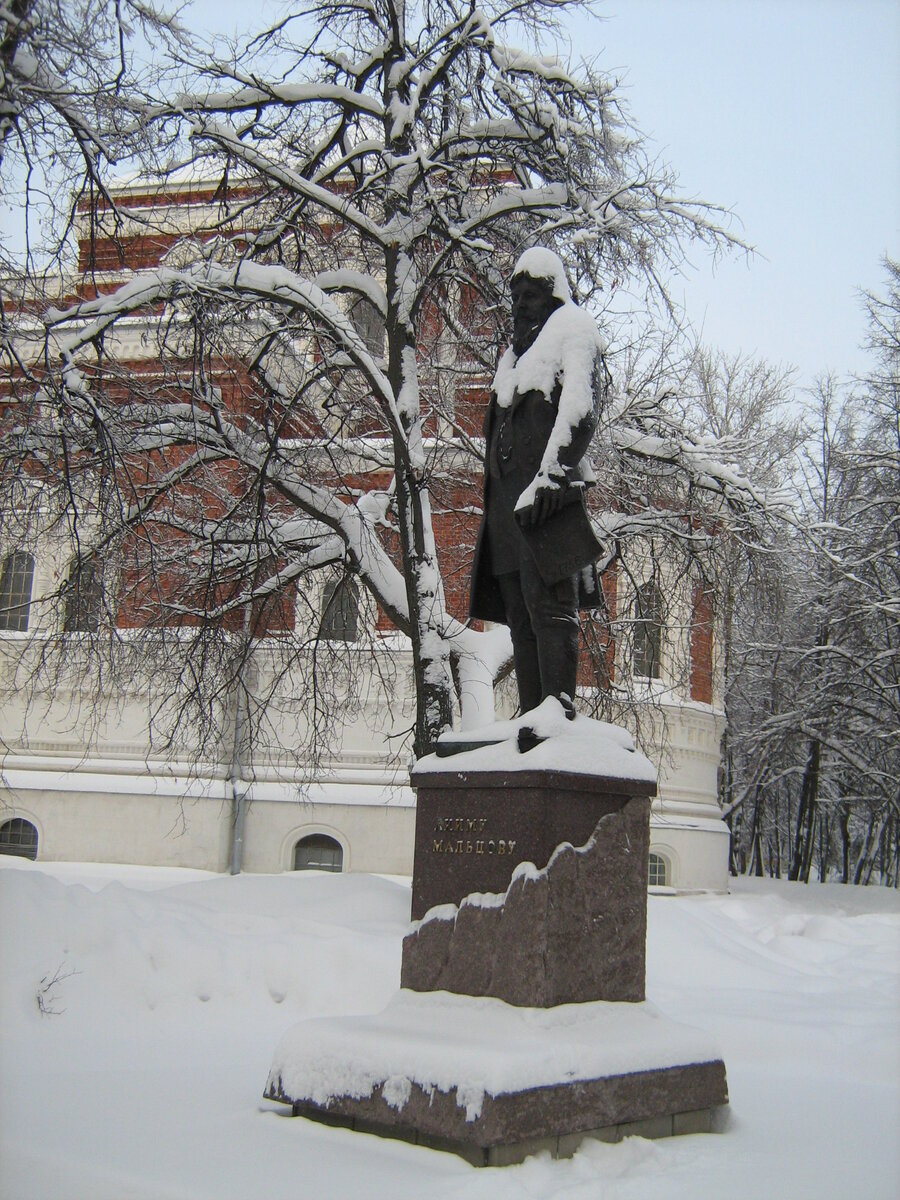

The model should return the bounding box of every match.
[525,482,566,526]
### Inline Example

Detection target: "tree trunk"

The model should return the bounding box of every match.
[853,809,887,885]
[789,737,820,882]
[748,786,765,877]
[382,46,455,759]
[839,802,851,884]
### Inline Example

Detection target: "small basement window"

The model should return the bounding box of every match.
[0,818,38,860]
[293,834,343,873]
[648,852,668,888]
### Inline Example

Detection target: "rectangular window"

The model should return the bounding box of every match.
[0,551,35,632]
[633,580,663,679]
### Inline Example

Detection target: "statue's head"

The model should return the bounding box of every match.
[510,248,571,357]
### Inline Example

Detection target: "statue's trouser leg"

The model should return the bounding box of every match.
[496,572,543,712]
[520,562,580,705]
[499,565,580,710]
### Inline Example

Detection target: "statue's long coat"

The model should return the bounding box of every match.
[469,372,606,625]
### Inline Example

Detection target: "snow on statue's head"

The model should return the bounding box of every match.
[510,247,572,357]
[511,247,572,305]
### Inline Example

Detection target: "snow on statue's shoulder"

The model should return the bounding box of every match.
[493,300,604,413]
[416,697,656,783]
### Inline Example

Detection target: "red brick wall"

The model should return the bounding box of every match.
[690,586,714,703]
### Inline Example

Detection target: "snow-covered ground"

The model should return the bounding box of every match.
[1,857,897,1200]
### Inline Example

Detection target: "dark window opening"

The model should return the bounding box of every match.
[634,580,663,679]
[349,297,384,356]
[293,834,343,873]
[0,818,38,860]
[319,577,360,642]
[0,551,35,632]
[63,554,104,633]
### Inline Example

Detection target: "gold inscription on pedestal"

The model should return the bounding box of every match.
[435,816,489,834]
[429,814,517,856]
[430,835,517,856]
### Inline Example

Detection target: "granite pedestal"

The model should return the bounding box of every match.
[265,992,728,1166]
[265,709,728,1163]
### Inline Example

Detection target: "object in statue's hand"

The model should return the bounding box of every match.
[514,484,604,586]
[523,482,566,526]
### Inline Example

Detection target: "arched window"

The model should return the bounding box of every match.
[633,579,663,679]
[0,818,38,860]
[349,296,384,356]
[0,550,35,632]
[293,834,343,873]
[648,852,668,888]
[63,553,104,633]
[319,577,360,642]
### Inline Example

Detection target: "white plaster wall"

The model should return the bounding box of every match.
[651,703,730,891]
[0,785,232,870]
[648,819,730,893]
[0,542,731,889]
[241,800,415,875]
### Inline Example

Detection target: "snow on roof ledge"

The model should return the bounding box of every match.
[414,697,657,783]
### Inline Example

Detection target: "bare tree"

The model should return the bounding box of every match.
[0,0,184,273]
[721,262,900,885]
[3,0,767,767]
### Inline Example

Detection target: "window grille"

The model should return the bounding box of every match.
[0,551,35,632]
[0,818,38,860]
[293,834,343,873]
[648,852,668,887]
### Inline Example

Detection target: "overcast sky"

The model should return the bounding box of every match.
[187,0,898,393]
[568,0,900,390]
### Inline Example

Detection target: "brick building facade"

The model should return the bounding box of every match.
[0,178,729,890]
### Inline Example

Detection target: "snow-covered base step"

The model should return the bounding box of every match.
[264,990,728,1166]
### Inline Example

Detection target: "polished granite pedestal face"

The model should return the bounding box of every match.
[402,795,651,1005]
[407,764,656,922]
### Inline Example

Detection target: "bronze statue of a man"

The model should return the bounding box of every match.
[469,248,608,714]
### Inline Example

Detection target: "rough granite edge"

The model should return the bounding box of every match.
[401,796,650,1005]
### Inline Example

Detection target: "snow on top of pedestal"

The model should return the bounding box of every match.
[266,989,722,1122]
[415,697,657,783]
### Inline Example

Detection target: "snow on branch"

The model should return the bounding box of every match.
[46,261,403,433]
[147,81,385,121]
[313,271,388,316]
[610,424,787,515]
[186,117,389,246]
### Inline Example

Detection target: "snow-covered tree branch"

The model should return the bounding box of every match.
[3,0,767,766]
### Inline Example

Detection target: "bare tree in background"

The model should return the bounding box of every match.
[721,260,900,885]
[2,0,770,770]
[0,0,184,272]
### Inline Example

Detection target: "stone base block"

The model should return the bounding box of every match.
[285,1087,725,1166]
[265,991,728,1166]
[408,761,656,921]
